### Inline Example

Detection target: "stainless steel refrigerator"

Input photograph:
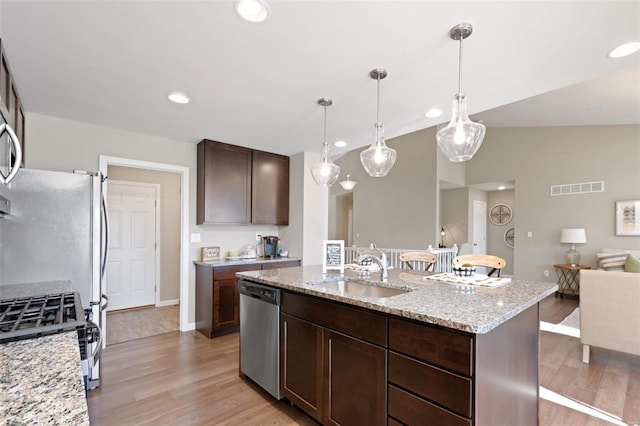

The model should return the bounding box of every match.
[0,168,108,384]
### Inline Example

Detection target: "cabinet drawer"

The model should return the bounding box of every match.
[214,264,261,280]
[281,291,387,347]
[389,351,471,417]
[388,385,471,426]
[389,317,472,376]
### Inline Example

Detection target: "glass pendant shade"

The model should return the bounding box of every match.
[436,94,486,162]
[310,143,340,187]
[360,124,396,177]
[310,97,340,187]
[339,174,357,190]
[361,68,396,177]
[436,23,486,162]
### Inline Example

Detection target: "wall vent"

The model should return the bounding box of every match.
[550,181,604,196]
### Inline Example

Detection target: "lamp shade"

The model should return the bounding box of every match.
[560,228,587,244]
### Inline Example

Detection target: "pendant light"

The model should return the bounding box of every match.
[339,174,357,190]
[436,23,486,162]
[310,98,341,187]
[360,68,396,177]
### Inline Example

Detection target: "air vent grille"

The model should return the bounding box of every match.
[550,181,604,196]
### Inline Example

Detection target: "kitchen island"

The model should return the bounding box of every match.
[237,265,557,426]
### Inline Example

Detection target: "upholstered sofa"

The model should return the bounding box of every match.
[580,254,640,363]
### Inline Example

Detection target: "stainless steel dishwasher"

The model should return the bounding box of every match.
[239,280,282,400]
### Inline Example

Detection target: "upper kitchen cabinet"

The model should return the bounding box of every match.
[197,140,290,225]
[0,38,26,169]
[197,140,252,225]
[252,149,289,225]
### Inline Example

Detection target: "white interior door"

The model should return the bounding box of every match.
[105,181,158,311]
[472,200,487,255]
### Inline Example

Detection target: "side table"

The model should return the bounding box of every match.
[553,264,591,298]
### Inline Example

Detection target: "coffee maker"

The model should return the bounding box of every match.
[261,236,279,258]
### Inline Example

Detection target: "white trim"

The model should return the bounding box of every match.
[185,322,196,331]
[157,298,180,307]
[99,155,190,333]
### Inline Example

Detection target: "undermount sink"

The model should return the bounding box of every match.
[310,280,412,298]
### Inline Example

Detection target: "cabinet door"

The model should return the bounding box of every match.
[213,278,239,330]
[324,330,387,426]
[251,149,289,225]
[281,313,324,423]
[197,140,251,224]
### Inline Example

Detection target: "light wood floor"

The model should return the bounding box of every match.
[88,295,640,425]
[106,305,180,345]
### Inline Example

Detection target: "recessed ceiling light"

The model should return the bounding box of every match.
[424,108,443,118]
[608,41,640,58]
[234,0,270,23]
[334,140,347,148]
[168,91,190,104]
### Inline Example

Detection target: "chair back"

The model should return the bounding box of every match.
[399,251,438,271]
[452,254,506,277]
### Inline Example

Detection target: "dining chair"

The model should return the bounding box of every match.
[452,254,507,277]
[399,251,438,271]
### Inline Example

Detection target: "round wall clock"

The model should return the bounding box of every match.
[489,204,513,225]
[504,227,515,248]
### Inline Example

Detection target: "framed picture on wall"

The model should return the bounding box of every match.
[615,200,640,236]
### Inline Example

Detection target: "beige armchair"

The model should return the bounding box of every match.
[580,269,640,363]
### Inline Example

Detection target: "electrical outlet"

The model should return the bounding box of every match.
[255,233,262,242]
[543,270,549,277]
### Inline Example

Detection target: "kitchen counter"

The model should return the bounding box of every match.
[194,256,301,268]
[236,265,557,334]
[0,280,90,425]
[0,332,89,425]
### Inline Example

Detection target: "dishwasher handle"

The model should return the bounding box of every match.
[239,280,280,305]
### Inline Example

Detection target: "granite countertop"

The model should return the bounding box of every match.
[236,265,558,334]
[194,256,301,268]
[0,280,89,425]
[0,332,89,426]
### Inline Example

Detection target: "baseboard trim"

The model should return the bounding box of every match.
[157,299,179,307]
[183,322,196,331]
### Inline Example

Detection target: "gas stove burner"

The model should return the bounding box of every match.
[0,292,86,343]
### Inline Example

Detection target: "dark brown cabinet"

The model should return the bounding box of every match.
[197,140,252,225]
[0,38,25,167]
[251,149,289,225]
[387,304,539,426]
[281,313,324,423]
[196,260,300,338]
[197,139,289,225]
[280,291,387,426]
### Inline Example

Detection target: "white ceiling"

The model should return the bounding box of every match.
[0,1,638,157]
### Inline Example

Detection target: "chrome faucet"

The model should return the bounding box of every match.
[357,243,388,282]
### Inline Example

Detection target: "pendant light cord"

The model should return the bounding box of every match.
[457,36,463,96]
[376,72,381,125]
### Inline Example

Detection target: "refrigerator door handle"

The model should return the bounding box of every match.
[100,293,109,311]
[100,190,109,282]
[0,123,22,185]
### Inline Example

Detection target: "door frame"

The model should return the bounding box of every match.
[99,155,190,332]
[107,179,161,309]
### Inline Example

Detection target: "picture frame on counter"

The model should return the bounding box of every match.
[201,246,220,262]
[323,240,344,273]
[615,199,640,236]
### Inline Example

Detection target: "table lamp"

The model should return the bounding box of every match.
[560,228,587,266]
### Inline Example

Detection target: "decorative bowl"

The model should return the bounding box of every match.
[453,266,476,277]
